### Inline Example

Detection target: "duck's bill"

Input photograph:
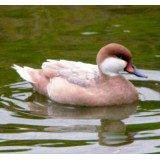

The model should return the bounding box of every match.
[125,63,148,78]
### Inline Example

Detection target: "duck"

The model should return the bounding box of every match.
[12,43,147,107]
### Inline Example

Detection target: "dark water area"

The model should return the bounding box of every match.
[0,6,160,153]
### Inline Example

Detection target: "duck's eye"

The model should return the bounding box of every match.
[116,54,123,59]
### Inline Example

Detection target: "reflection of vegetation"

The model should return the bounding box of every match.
[0,139,96,147]
[132,81,160,93]
[0,6,159,85]
[0,123,47,133]
[127,122,160,133]
[0,6,160,69]
[137,101,160,112]
[0,149,31,153]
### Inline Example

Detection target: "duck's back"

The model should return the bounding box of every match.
[42,60,100,87]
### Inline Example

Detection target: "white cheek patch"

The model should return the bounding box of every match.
[100,57,127,76]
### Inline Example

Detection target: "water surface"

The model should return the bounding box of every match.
[0,6,160,154]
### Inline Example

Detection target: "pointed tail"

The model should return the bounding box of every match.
[12,64,49,95]
[12,64,35,83]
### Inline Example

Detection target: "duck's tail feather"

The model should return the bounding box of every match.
[12,64,35,83]
[12,64,49,96]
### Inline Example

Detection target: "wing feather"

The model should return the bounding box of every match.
[42,60,100,87]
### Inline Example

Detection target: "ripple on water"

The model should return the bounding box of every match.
[0,69,160,153]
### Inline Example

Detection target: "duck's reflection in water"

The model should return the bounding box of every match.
[28,100,136,119]
[1,87,137,146]
[99,120,134,146]
[26,94,137,146]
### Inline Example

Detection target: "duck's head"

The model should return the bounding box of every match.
[96,43,147,78]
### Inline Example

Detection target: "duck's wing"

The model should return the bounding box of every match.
[42,59,100,87]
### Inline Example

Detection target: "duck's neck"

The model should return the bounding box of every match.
[98,69,123,82]
[98,73,110,82]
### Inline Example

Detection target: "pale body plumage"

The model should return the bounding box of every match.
[12,43,147,106]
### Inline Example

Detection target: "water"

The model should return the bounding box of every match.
[0,6,160,154]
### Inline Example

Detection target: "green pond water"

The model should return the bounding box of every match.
[0,6,160,153]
